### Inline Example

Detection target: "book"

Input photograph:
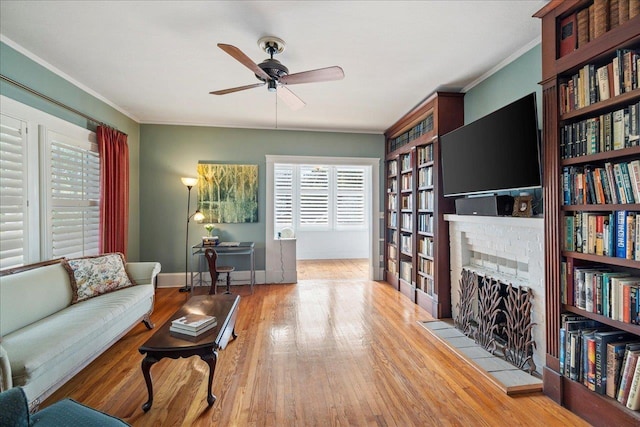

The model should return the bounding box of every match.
[616,210,629,258]
[595,330,632,394]
[613,109,625,150]
[170,320,217,337]
[171,314,217,331]
[611,0,621,29]
[169,325,217,342]
[627,358,640,409]
[632,0,640,18]
[629,161,640,202]
[559,13,577,57]
[586,332,598,389]
[620,162,636,203]
[617,349,640,404]
[577,8,590,49]
[620,0,630,24]
[594,0,609,38]
[597,64,611,101]
[607,341,636,397]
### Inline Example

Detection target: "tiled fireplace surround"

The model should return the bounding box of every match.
[444,214,545,374]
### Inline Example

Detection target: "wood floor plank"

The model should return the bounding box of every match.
[42,263,589,426]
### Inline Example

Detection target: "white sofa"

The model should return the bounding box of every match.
[0,256,161,408]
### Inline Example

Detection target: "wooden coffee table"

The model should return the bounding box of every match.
[138,294,240,411]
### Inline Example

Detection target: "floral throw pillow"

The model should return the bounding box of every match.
[64,253,134,304]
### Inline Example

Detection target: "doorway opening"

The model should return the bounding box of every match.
[266,155,380,282]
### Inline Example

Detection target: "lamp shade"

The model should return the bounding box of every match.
[193,210,205,222]
[181,177,198,187]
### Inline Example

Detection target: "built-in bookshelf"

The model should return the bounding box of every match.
[383,92,464,318]
[536,1,640,425]
[386,157,399,279]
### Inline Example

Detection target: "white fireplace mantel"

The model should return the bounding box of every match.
[445,214,545,374]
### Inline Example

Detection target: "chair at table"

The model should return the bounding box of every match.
[204,248,235,294]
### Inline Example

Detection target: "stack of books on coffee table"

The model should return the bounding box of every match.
[170,314,217,341]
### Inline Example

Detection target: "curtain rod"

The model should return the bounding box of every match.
[0,73,127,135]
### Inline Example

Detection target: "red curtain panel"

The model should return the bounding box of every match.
[97,126,129,256]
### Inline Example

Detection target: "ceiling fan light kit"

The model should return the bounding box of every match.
[211,36,344,110]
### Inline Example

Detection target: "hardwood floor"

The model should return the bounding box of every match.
[297,258,369,280]
[43,263,589,426]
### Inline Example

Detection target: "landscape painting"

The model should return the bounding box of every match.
[196,163,258,223]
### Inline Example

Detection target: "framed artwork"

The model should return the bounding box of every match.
[512,195,532,217]
[197,163,258,223]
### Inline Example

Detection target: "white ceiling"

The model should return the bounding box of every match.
[0,1,547,134]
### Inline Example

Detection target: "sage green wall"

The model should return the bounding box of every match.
[0,42,142,260]
[139,124,384,273]
[462,43,543,214]
[464,44,542,125]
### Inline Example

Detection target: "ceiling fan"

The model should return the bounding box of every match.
[210,36,344,110]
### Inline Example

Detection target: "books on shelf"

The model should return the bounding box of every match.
[560,103,640,159]
[399,260,412,283]
[559,314,640,408]
[562,160,640,206]
[417,213,433,234]
[563,211,639,259]
[170,314,217,336]
[562,263,640,321]
[559,3,640,59]
[387,159,398,176]
[559,50,639,114]
[417,144,433,165]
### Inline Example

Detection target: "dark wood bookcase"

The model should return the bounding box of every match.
[535,1,640,425]
[383,91,464,318]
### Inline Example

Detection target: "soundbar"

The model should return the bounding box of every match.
[454,195,514,216]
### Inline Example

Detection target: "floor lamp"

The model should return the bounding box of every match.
[180,177,204,293]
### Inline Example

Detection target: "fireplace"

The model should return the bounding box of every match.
[445,214,545,375]
[455,269,536,373]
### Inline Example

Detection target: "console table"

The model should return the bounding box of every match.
[191,242,255,293]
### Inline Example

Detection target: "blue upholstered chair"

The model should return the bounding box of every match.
[0,387,129,426]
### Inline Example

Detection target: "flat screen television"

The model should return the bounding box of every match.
[440,92,542,197]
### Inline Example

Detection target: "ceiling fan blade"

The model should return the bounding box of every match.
[279,66,344,85]
[209,82,265,95]
[277,86,306,110]
[217,43,272,82]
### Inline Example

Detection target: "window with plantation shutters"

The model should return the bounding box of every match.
[273,163,368,234]
[274,164,293,230]
[336,167,365,226]
[43,128,100,259]
[0,114,28,269]
[299,166,329,226]
[0,97,100,269]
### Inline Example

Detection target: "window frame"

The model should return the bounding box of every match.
[0,96,98,269]
[273,162,369,234]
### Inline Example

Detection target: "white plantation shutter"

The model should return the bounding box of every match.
[299,166,329,225]
[0,114,28,269]
[273,162,368,232]
[44,128,100,259]
[274,164,294,230]
[336,167,365,226]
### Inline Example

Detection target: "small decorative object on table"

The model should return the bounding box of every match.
[202,223,219,246]
[512,194,532,217]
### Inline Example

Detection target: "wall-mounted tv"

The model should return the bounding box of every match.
[440,92,542,197]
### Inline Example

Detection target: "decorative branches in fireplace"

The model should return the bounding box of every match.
[503,285,536,373]
[455,268,537,374]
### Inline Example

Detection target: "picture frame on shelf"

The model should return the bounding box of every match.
[512,195,532,217]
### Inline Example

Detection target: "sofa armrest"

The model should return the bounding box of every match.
[0,344,12,391]
[125,262,161,287]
